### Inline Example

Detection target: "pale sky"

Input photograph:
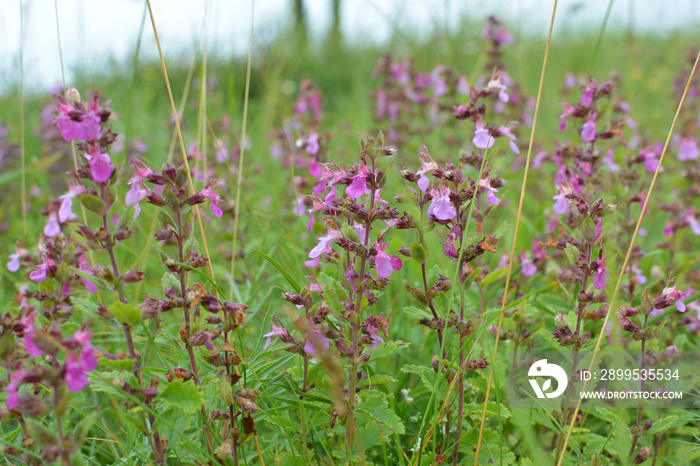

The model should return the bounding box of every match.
[0,0,697,95]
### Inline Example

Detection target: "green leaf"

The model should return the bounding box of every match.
[410,241,428,263]
[401,306,433,322]
[108,302,141,328]
[366,340,409,362]
[159,379,204,414]
[481,266,507,287]
[161,272,181,295]
[98,357,136,371]
[250,248,301,293]
[78,193,105,215]
[358,391,405,435]
[646,415,679,436]
[564,243,580,265]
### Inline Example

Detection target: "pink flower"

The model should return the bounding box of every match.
[44,212,61,237]
[641,145,663,173]
[580,88,594,106]
[58,182,85,223]
[486,74,509,102]
[443,233,458,259]
[305,132,319,156]
[580,114,597,142]
[4,369,26,410]
[416,154,438,192]
[53,103,101,143]
[520,254,537,276]
[662,285,689,312]
[633,265,647,285]
[29,255,54,283]
[305,230,341,267]
[201,184,224,218]
[552,187,569,214]
[473,121,494,149]
[605,321,627,346]
[457,76,469,95]
[125,177,149,219]
[65,353,90,392]
[498,124,520,154]
[558,104,575,132]
[375,242,402,278]
[428,187,456,221]
[7,251,21,272]
[346,163,368,198]
[603,149,620,173]
[89,152,113,183]
[592,260,608,290]
[678,137,699,161]
[684,210,700,236]
[304,328,330,364]
[263,322,288,349]
[21,315,43,356]
[479,177,500,205]
[64,330,98,392]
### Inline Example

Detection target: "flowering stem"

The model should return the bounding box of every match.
[99,186,164,464]
[175,208,213,457]
[345,158,377,464]
[556,240,592,459]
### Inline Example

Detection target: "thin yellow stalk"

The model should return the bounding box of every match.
[229,0,255,298]
[555,48,700,466]
[19,0,26,242]
[473,1,559,463]
[145,0,217,287]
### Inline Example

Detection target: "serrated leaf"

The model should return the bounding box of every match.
[401,306,433,322]
[367,340,409,362]
[159,379,204,414]
[161,272,181,296]
[646,415,679,436]
[358,391,405,435]
[107,302,141,328]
